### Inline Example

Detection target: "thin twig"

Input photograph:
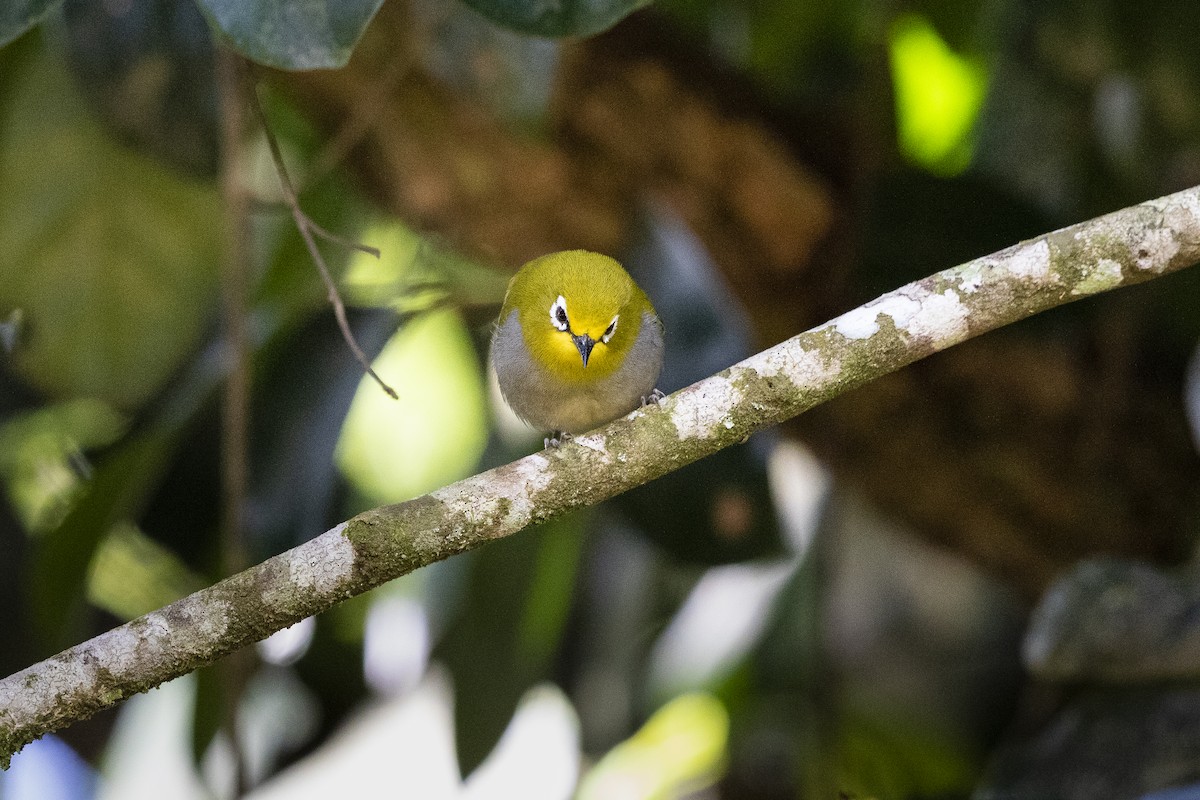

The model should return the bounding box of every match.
[250,84,398,400]
[308,218,382,258]
[245,201,381,259]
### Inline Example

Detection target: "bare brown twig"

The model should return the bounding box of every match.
[216,47,255,797]
[250,84,399,400]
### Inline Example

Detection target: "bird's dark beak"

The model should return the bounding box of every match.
[573,334,596,367]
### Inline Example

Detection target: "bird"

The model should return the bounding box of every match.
[491,250,665,446]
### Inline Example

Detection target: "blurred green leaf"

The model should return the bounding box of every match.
[742,0,867,93]
[909,0,988,52]
[59,0,219,177]
[341,219,509,313]
[248,307,396,557]
[29,428,178,649]
[0,0,61,48]
[337,308,488,506]
[0,399,126,532]
[835,714,978,800]
[457,0,652,37]
[0,36,220,409]
[87,522,203,620]
[190,664,226,766]
[193,0,385,70]
[889,13,987,175]
[436,514,586,776]
[517,522,584,667]
[412,0,560,122]
[578,692,729,800]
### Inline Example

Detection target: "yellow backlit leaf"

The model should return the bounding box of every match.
[336,308,487,505]
[889,14,987,175]
[578,693,729,800]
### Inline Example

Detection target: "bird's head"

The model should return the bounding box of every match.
[502,250,654,382]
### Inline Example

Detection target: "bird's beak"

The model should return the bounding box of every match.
[573,333,596,367]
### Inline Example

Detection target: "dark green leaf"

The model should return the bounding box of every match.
[457,0,652,38]
[193,0,385,70]
[248,308,396,557]
[0,37,220,410]
[59,0,218,177]
[0,0,61,48]
[909,0,988,52]
[435,514,585,775]
[191,665,225,764]
[0,492,37,678]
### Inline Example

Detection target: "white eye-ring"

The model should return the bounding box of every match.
[601,315,619,344]
[550,295,569,331]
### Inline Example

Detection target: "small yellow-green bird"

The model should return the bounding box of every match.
[491,250,665,445]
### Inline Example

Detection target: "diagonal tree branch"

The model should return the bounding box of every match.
[4,186,1200,768]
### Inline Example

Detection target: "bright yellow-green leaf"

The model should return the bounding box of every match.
[0,38,220,408]
[336,308,487,505]
[889,14,987,175]
[340,218,509,313]
[87,522,204,621]
[340,219,425,306]
[578,693,730,800]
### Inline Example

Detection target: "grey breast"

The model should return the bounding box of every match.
[490,310,664,433]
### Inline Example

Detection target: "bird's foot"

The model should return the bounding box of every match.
[545,431,573,448]
[641,388,666,407]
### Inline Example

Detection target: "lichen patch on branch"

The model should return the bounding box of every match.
[1006,239,1052,280]
[832,304,887,339]
[259,528,356,610]
[751,343,836,388]
[670,374,743,439]
[434,454,554,535]
[1134,225,1181,272]
[905,289,971,347]
[831,285,968,349]
[1072,258,1124,295]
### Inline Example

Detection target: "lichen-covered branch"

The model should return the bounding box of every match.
[4,186,1200,768]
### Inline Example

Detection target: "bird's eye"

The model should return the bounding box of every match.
[601,315,619,344]
[550,296,569,331]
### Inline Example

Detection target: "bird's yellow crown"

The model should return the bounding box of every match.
[499,250,655,384]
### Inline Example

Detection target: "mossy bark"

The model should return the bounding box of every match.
[3,186,1200,768]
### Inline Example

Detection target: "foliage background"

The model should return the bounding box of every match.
[3,0,1200,798]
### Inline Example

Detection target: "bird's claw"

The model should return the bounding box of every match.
[641,388,666,407]
[545,431,573,448]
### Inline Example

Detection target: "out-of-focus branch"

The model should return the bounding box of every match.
[217,50,251,585]
[4,185,1200,768]
[216,47,254,796]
